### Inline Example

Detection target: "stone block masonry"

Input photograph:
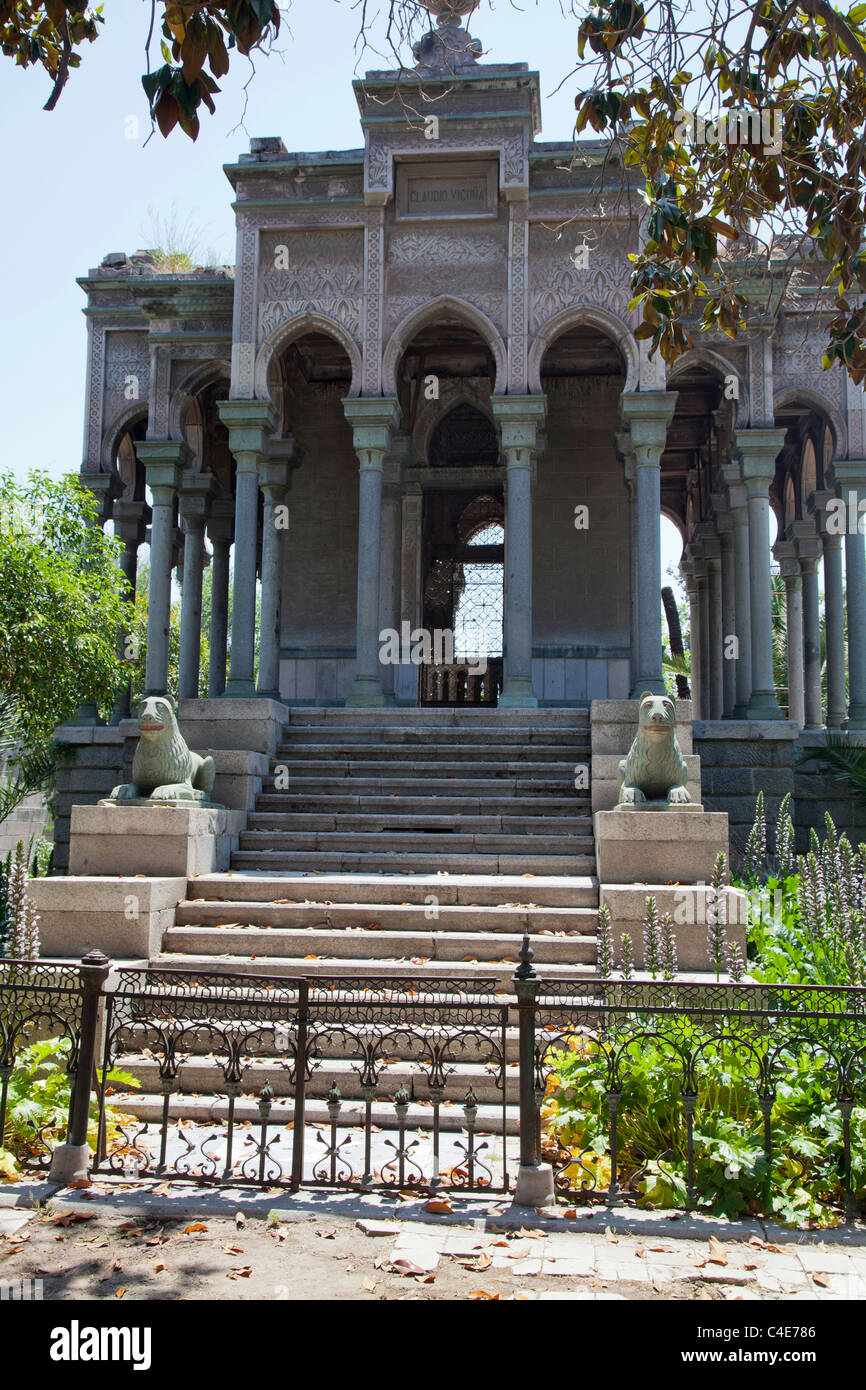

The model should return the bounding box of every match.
[693,720,798,860]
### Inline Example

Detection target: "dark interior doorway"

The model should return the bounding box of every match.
[420,489,504,705]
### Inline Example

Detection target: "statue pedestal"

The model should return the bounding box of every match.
[68,803,246,877]
[594,806,728,884]
[594,807,747,973]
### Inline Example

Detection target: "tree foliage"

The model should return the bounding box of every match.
[569,0,866,381]
[1,1,280,138]
[0,472,132,750]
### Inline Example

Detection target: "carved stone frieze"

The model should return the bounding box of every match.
[528,222,632,330]
[257,229,364,342]
[103,330,150,430]
[385,227,507,336]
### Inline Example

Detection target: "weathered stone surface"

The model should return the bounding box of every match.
[29,876,186,958]
[595,808,728,884]
[599,884,748,970]
[68,805,246,877]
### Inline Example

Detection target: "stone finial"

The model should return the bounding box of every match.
[414,1,483,72]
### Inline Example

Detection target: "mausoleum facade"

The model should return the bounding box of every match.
[62,3,866,860]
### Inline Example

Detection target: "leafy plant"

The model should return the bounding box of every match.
[798,734,866,806]
[0,1034,137,1181]
[545,1025,866,1226]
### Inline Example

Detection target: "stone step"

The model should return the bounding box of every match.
[285,708,588,728]
[253,794,586,817]
[246,813,587,835]
[274,743,589,764]
[162,925,598,964]
[109,1089,517,1135]
[187,872,599,908]
[238,830,594,855]
[152,951,597,986]
[261,775,585,796]
[268,761,586,783]
[114,1055,513,1107]
[175,898,598,933]
[114,1019,524,1063]
[279,726,589,747]
[230,850,596,874]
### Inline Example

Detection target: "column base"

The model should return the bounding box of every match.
[511,1163,554,1207]
[498,677,538,709]
[847,706,866,730]
[223,678,257,698]
[255,687,282,702]
[629,677,666,698]
[48,1142,90,1186]
[346,677,387,708]
[746,690,782,719]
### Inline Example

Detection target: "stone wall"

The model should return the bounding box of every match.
[793,732,866,851]
[693,720,798,862]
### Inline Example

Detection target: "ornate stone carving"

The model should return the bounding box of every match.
[509,203,529,391]
[258,229,363,341]
[385,227,507,336]
[529,222,632,330]
[365,207,385,395]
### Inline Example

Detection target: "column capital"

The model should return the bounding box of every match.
[217,400,277,457]
[112,498,150,547]
[78,471,123,525]
[619,391,678,461]
[136,441,187,505]
[734,428,786,492]
[826,458,866,490]
[207,494,235,544]
[773,538,801,582]
[178,471,216,526]
[491,395,546,456]
[258,458,290,504]
[342,395,401,458]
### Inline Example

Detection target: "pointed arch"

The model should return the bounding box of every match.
[774,385,847,463]
[529,303,639,393]
[168,360,231,442]
[254,311,362,403]
[382,295,507,398]
[668,347,749,427]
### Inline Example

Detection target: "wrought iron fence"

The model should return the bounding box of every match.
[2,948,866,1220]
[0,957,93,1171]
[535,977,866,1216]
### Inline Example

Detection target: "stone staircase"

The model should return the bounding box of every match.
[114,708,598,1141]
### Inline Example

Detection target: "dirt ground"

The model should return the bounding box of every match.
[1,1205,729,1302]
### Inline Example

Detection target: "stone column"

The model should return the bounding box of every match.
[177,473,215,701]
[680,557,702,716]
[257,459,290,701]
[723,465,753,718]
[736,429,786,719]
[617,432,639,695]
[218,402,276,698]
[702,535,724,720]
[137,442,186,697]
[828,462,866,728]
[773,539,805,728]
[379,461,404,704]
[343,397,401,707]
[111,500,149,721]
[812,490,847,730]
[715,511,737,717]
[790,522,824,729]
[620,392,678,697]
[206,497,234,699]
[492,396,547,708]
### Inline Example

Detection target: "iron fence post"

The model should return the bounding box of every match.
[512,935,554,1208]
[48,949,111,1186]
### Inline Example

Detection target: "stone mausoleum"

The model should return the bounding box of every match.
[38,2,866,987]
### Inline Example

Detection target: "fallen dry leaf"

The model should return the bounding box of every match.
[813,1272,830,1288]
[423,1199,453,1214]
[50,1211,96,1228]
[469,1290,500,1300]
[708,1236,728,1266]
[235,1212,246,1229]
[183,1223,208,1235]
[152,1261,166,1273]
[391,1258,427,1277]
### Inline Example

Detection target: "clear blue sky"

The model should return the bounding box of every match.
[0,0,686,564]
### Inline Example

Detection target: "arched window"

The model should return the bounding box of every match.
[801,438,817,507]
[428,403,499,468]
[784,473,797,525]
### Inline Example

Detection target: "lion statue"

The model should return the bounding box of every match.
[105,695,216,805]
[617,693,691,807]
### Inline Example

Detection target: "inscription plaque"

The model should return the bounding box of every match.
[395,160,498,221]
